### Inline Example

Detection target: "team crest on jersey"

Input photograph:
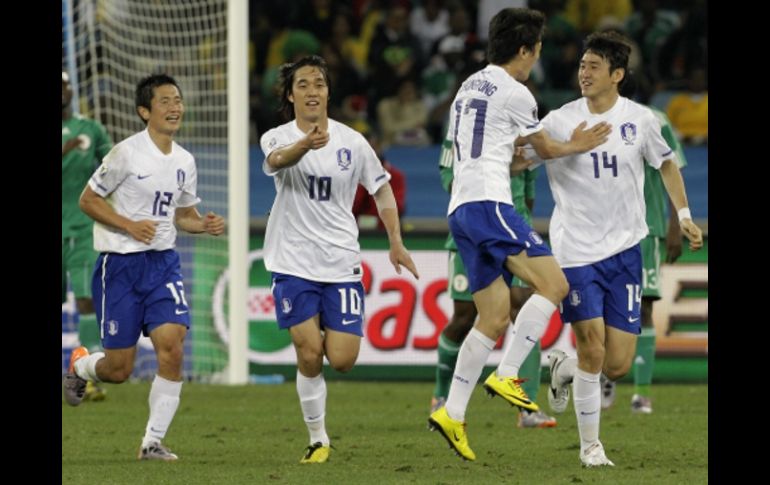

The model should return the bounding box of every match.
[281,297,292,314]
[107,320,119,336]
[620,122,637,145]
[452,274,469,293]
[337,148,352,170]
[528,231,543,245]
[569,290,581,307]
[177,169,186,190]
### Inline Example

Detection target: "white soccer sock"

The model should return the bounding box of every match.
[445,328,495,422]
[497,294,555,377]
[573,368,601,452]
[74,352,105,382]
[142,375,182,448]
[296,370,329,446]
[556,356,578,386]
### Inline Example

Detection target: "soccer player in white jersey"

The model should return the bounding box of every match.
[64,74,226,462]
[427,8,611,462]
[531,31,703,467]
[259,55,419,464]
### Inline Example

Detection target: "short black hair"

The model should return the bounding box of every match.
[135,74,182,124]
[487,8,545,65]
[583,31,632,92]
[278,55,330,120]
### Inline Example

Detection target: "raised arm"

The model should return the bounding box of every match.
[265,124,329,170]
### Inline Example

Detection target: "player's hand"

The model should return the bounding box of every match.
[665,226,683,263]
[570,121,612,152]
[127,220,158,245]
[389,242,419,279]
[510,152,534,175]
[204,211,225,236]
[302,124,329,151]
[62,137,83,156]
[679,219,703,251]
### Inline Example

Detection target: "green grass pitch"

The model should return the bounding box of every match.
[63,381,707,484]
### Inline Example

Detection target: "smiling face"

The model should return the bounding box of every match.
[288,65,328,124]
[579,51,623,99]
[139,84,184,135]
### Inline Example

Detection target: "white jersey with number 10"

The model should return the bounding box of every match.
[260,119,390,283]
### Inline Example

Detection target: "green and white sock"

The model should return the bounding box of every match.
[633,327,656,397]
[433,333,461,399]
[518,341,542,400]
[78,314,103,353]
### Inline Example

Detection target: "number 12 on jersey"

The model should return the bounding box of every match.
[453,98,488,161]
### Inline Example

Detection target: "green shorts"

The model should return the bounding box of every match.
[641,235,662,300]
[62,225,97,303]
[448,250,527,302]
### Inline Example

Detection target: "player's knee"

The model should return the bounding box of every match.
[577,345,605,372]
[104,365,133,383]
[329,358,355,373]
[552,273,569,302]
[156,343,184,367]
[604,361,631,381]
[296,346,324,370]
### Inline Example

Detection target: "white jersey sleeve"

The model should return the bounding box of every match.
[506,87,543,138]
[260,126,297,176]
[89,143,132,197]
[358,141,391,194]
[176,161,200,207]
[640,108,675,170]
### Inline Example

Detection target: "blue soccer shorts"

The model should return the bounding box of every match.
[560,244,643,334]
[271,272,365,337]
[92,249,190,349]
[448,201,552,294]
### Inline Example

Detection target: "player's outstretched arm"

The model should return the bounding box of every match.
[659,159,703,251]
[79,185,157,244]
[373,183,419,279]
[266,124,329,170]
[524,121,611,159]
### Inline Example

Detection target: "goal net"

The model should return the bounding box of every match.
[62,0,233,381]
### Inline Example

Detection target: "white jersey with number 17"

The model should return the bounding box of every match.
[260,119,390,283]
[447,64,543,215]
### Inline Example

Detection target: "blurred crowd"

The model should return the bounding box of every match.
[250,0,707,147]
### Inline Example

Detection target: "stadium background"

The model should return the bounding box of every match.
[61,0,707,384]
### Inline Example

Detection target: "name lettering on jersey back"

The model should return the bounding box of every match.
[459,79,498,97]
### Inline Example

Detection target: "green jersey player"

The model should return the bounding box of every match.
[62,71,112,402]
